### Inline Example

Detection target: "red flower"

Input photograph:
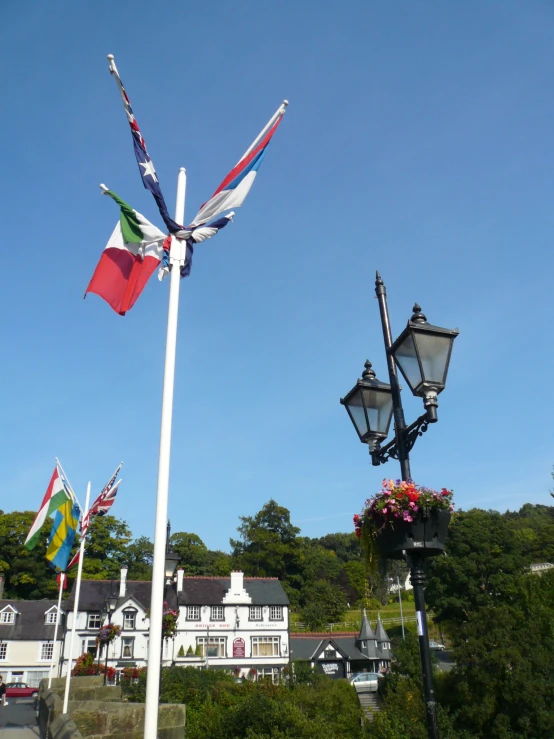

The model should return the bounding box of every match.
[407,491,419,502]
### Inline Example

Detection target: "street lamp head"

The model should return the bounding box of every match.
[390,304,459,422]
[105,594,118,613]
[164,549,180,582]
[340,360,394,451]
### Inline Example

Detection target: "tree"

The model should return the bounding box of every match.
[301,580,347,629]
[425,509,526,626]
[0,511,59,599]
[126,536,154,580]
[80,514,132,580]
[231,500,302,580]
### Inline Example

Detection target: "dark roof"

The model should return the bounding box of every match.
[358,610,376,642]
[69,577,288,611]
[0,600,62,641]
[375,616,390,643]
[66,581,177,613]
[290,634,384,662]
[177,578,289,606]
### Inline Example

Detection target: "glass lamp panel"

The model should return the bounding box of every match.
[392,332,422,392]
[165,552,179,579]
[413,331,453,388]
[345,391,369,438]
[361,387,393,436]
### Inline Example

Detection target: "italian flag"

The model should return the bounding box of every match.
[85,190,167,315]
[24,467,69,550]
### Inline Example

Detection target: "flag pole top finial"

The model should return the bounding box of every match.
[99,184,109,194]
[180,167,186,174]
[107,54,114,61]
[282,100,289,107]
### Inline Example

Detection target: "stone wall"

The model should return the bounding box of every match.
[38,676,185,739]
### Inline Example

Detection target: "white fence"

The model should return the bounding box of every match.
[291,615,418,632]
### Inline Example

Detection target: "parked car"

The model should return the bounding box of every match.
[429,640,445,650]
[5,683,39,699]
[349,672,383,692]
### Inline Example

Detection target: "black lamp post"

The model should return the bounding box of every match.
[103,588,119,686]
[160,522,179,691]
[340,272,459,739]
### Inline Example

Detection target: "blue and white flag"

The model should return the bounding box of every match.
[107,55,182,234]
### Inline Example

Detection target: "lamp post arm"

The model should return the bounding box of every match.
[375,272,411,481]
[372,412,430,466]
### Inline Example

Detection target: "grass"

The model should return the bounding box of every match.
[290,598,417,630]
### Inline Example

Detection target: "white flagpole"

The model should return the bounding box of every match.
[143,168,187,739]
[237,100,288,164]
[55,458,81,511]
[48,572,65,687]
[62,482,91,714]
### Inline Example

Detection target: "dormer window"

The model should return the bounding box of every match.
[0,607,16,624]
[45,612,58,625]
[324,648,337,659]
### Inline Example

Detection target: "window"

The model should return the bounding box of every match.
[269,606,283,621]
[40,643,54,661]
[258,667,281,684]
[211,606,224,621]
[81,639,98,656]
[123,611,136,630]
[88,614,102,629]
[252,637,280,657]
[187,606,200,621]
[196,637,226,658]
[324,648,337,659]
[45,611,58,625]
[0,643,7,660]
[249,606,262,621]
[121,638,134,659]
[0,611,15,624]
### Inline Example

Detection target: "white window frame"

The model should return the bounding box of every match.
[121,637,134,659]
[196,637,226,658]
[249,606,262,621]
[123,611,136,630]
[87,614,102,630]
[251,636,280,657]
[40,642,54,661]
[0,611,15,624]
[45,611,58,625]
[0,643,7,660]
[269,606,283,621]
[187,606,200,621]
[210,606,224,621]
[258,666,281,684]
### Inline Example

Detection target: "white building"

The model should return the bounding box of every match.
[0,595,64,688]
[62,569,290,683]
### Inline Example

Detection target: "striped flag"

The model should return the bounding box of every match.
[25,467,71,550]
[189,102,287,228]
[45,498,80,572]
[81,464,122,538]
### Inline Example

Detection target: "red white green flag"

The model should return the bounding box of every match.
[24,467,69,550]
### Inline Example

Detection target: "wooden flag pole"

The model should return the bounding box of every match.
[62,482,91,714]
[47,572,65,687]
[143,168,187,739]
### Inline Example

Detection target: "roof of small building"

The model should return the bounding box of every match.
[374,615,391,643]
[0,599,63,641]
[290,634,389,663]
[177,577,290,606]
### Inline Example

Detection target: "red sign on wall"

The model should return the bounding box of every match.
[233,638,245,657]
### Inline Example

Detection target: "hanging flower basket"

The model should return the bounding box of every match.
[97,623,121,644]
[145,601,179,639]
[354,479,454,565]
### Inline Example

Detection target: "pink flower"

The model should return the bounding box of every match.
[382,507,388,514]
[402,511,413,522]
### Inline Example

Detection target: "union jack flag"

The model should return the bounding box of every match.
[81,463,122,538]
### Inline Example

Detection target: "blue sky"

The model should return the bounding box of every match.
[2,1,553,551]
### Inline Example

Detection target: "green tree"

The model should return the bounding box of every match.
[301,580,347,629]
[425,509,526,626]
[80,514,133,580]
[0,510,59,599]
[126,536,154,580]
[231,500,302,580]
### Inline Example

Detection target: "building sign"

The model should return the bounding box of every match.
[320,662,339,675]
[233,638,245,657]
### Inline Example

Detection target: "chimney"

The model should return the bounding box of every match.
[0,576,4,599]
[119,566,128,598]
[176,568,184,594]
[230,571,243,594]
